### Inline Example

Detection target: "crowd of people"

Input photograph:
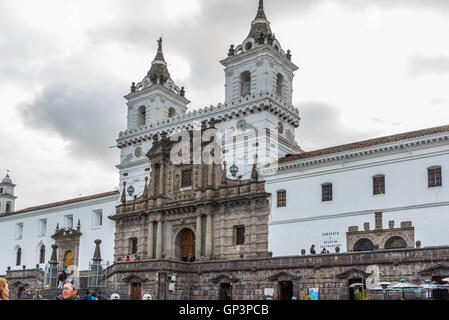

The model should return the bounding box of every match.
[0,278,126,301]
[309,245,332,255]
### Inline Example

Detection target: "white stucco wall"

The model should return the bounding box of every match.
[265,140,449,256]
[0,193,118,273]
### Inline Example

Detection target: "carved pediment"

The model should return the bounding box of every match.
[336,268,372,279]
[211,274,240,284]
[51,228,82,240]
[267,271,296,282]
[121,274,147,283]
[418,264,449,276]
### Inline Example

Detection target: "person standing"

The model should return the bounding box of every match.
[310,245,316,255]
[0,278,9,300]
[83,290,91,300]
[57,271,64,289]
[125,256,130,262]
[32,289,42,300]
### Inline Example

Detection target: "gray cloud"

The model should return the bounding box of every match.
[408,55,449,77]
[296,102,381,151]
[18,58,124,165]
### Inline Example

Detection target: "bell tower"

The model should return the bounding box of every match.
[0,172,17,214]
[221,0,298,105]
[125,37,191,130]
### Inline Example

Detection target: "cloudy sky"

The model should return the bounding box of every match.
[1,0,448,210]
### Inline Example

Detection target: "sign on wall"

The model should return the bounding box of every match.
[320,231,343,252]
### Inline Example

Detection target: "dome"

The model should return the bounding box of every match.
[1,173,12,184]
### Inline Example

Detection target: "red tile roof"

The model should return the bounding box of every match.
[279,124,449,164]
[3,191,119,216]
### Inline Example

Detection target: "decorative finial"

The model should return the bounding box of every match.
[228,44,235,57]
[121,181,127,204]
[255,0,268,20]
[158,37,163,52]
[180,87,185,97]
[286,50,292,61]
[131,82,136,93]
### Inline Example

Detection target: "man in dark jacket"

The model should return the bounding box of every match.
[310,245,316,255]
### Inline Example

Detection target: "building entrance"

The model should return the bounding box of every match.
[278,281,293,300]
[180,229,195,262]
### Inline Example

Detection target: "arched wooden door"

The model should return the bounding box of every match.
[64,251,74,267]
[180,229,195,261]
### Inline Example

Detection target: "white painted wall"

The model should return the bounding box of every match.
[265,140,449,256]
[0,193,118,273]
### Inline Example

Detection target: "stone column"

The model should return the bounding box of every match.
[198,164,203,188]
[156,220,163,259]
[206,214,213,258]
[48,244,58,288]
[150,164,156,197]
[147,221,154,259]
[195,215,202,258]
[208,163,213,187]
[159,163,165,195]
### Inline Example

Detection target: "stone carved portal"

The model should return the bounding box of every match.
[179,229,195,262]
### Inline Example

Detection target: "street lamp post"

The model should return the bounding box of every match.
[229,273,233,301]
[378,282,392,301]
[296,270,301,300]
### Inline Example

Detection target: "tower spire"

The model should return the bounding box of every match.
[255,0,267,21]
[154,37,165,62]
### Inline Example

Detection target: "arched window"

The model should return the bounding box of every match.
[6,201,11,213]
[137,106,146,127]
[16,247,22,266]
[240,71,251,97]
[168,107,177,118]
[353,238,374,252]
[39,245,46,264]
[384,236,407,249]
[276,73,284,97]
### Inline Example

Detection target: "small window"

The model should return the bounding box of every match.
[168,107,177,118]
[322,183,333,201]
[245,42,252,50]
[39,219,47,236]
[137,106,146,127]
[129,238,138,255]
[240,71,251,97]
[93,210,103,227]
[16,247,22,266]
[181,169,192,188]
[428,167,442,187]
[373,175,385,195]
[16,223,23,240]
[39,245,46,264]
[64,215,74,229]
[277,190,286,207]
[6,201,11,213]
[276,73,284,97]
[235,226,245,245]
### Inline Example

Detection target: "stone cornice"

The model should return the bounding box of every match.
[117,92,300,148]
[263,132,449,176]
[105,246,449,277]
[220,44,298,72]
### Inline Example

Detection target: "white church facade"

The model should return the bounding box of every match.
[1,0,449,280]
